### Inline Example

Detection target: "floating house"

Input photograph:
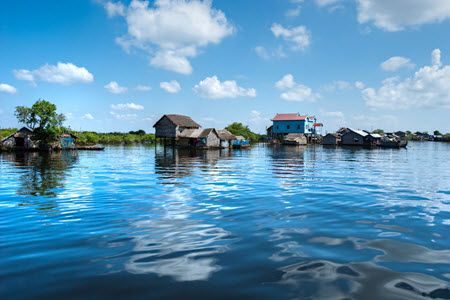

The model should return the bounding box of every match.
[0,127,37,151]
[271,113,318,136]
[153,114,201,140]
[341,128,370,146]
[322,133,341,146]
[198,128,221,148]
[217,129,236,148]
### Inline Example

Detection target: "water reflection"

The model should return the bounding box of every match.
[126,148,233,281]
[1,151,78,198]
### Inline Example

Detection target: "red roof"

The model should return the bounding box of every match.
[313,123,323,127]
[272,113,307,121]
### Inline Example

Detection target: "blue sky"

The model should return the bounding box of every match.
[1,0,450,134]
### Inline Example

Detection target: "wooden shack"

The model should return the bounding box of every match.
[322,133,340,145]
[59,133,77,150]
[198,128,220,148]
[153,114,201,140]
[341,128,369,146]
[217,129,236,148]
[0,127,37,151]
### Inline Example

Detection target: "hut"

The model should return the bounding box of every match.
[283,133,307,145]
[153,114,201,145]
[341,128,369,146]
[217,129,236,148]
[0,127,37,151]
[198,128,221,148]
[322,133,340,146]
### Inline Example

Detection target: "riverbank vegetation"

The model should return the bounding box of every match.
[225,122,264,142]
[74,131,155,145]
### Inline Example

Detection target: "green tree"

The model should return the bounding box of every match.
[15,100,66,148]
[226,122,260,142]
[372,129,384,134]
[433,130,442,136]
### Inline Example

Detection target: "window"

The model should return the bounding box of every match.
[297,125,301,129]
[276,125,279,129]
[287,125,290,129]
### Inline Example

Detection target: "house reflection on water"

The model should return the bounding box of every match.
[125,147,234,281]
[1,151,78,199]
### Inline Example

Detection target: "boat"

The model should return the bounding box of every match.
[76,145,105,151]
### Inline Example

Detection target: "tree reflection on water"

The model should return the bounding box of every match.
[2,151,78,199]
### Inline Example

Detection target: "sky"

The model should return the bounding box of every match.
[1,0,450,134]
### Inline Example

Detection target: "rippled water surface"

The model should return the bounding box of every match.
[1,142,450,299]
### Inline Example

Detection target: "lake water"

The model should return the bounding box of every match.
[1,142,450,299]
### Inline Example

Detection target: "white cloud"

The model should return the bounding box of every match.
[0,83,17,94]
[13,62,93,85]
[135,84,152,91]
[355,81,366,89]
[193,76,256,99]
[271,23,311,51]
[248,110,270,133]
[104,81,128,94]
[275,74,319,102]
[107,0,234,74]
[356,0,450,31]
[82,113,94,120]
[381,56,415,72]
[362,49,450,109]
[160,80,181,93]
[104,1,126,17]
[110,111,138,121]
[111,102,144,110]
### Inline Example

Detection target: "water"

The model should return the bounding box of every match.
[1,142,449,299]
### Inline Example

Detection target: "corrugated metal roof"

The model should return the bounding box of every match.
[272,113,307,121]
[348,128,369,137]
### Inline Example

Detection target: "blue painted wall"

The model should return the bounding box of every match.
[272,119,316,134]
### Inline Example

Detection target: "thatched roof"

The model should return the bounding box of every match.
[153,114,201,128]
[199,128,218,138]
[217,129,236,140]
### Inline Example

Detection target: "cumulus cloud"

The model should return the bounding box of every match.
[271,23,311,51]
[362,49,450,109]
[285,7,301,17]
[105,0,234,74]
[135,84,151,91]
[104,1,126,17]
[193,76,256,99]
[111,102,144,110]
[0,83,17,94]
[82,113,94,120]
[355,81,366,89]
[13,62,94,85]
[275,74,319,102]
[104,81,128,94]
[356,0,450,31]
[160,80,181,93]
[248,110,270,133]
[381,56,415,72]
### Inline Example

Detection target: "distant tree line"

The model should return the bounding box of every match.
[225,122,264,143]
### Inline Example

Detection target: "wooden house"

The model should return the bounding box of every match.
[341,128,370,146]
[153,114,201,139]
[322,133,340,145]
[198,128,220,148]
[271,113,317,136]
[232,136,250,148]
[0,127,37,151]
[217,129,236,148]
[59,133,77,150]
